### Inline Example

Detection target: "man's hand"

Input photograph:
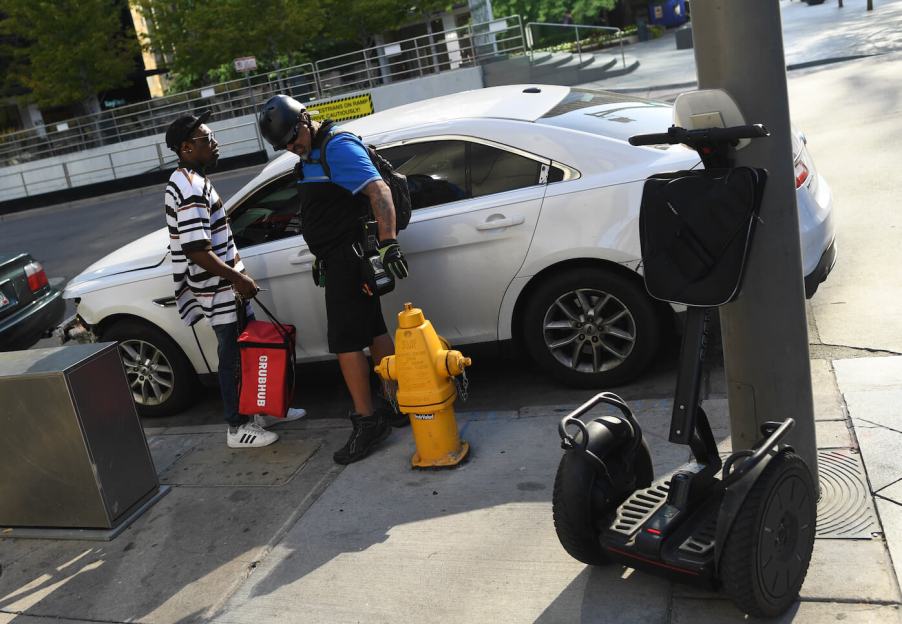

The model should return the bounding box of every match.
[312,258,326,287]
[377,239,409,279]
[231,273,259,299]
[186,248,259,299]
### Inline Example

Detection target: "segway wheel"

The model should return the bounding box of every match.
[552,441,654,566]
[720,450,817,618]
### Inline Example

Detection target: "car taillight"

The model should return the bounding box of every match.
[794,160,810,188]
[24,261,49,292]
[793,138,818,191]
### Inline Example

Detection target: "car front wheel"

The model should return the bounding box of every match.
[522,267,662,388]
[103,320,197,417]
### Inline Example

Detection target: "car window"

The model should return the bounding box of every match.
[380,139,543,210]
[228,174,300,249]
[469,142,541,197]
[381,141,468,210]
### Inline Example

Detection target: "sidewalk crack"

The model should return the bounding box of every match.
[875,493,902,507]
[822,342,902,356]
[876,476,902,494]
[855,418,902,437]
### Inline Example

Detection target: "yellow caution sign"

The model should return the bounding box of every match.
[308,93,374,122]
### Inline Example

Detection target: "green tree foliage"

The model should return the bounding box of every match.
[136,0,449,90]
[0,0,138,108]
[492,0,620,26]
[322,0,448,46]
[135,0,326,84]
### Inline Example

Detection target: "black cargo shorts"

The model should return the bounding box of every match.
[323,245,388,353]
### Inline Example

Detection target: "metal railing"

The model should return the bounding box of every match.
[0,120,261,200]
[315,15,524,97]
[0,72,291,166]
[0,16,525,168]
[525,22,625,70]
[0,65,317,168]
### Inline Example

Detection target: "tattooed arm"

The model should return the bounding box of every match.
[362,179,396,241]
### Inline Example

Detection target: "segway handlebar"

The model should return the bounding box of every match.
[628,124,770,147]
[722,417,796,482]
[558,392,641,455]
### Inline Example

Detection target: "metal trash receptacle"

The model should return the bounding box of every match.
[675,25,693,49]
[0,342,165,539]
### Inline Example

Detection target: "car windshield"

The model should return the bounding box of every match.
[538,88,672,142]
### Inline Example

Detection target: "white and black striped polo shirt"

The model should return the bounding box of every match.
[165,167,246,327]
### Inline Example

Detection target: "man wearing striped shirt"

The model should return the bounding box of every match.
[164,112,304,448]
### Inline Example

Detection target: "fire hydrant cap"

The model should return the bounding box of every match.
[398,302,425,329]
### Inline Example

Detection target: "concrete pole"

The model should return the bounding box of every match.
[691,0,818,481]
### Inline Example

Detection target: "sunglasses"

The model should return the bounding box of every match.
[190,131,216,144]
[280,123,302,150]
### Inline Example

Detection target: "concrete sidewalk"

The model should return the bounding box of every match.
[2,356,901,623]
[581,0,902,96]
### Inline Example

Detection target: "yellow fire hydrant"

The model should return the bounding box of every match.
[375,302,471,469]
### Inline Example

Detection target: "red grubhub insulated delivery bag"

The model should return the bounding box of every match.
[237,298,296,419]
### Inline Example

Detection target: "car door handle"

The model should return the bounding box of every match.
[475,215,526,231]
[289,249,314,266]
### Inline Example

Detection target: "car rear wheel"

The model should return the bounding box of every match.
[522,267,661,388]
[103,320,196,417]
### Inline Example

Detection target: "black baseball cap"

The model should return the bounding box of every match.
[165,110,212,153]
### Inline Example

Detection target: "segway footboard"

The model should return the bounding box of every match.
[600,476,725,587]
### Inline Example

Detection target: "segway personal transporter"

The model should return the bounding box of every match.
[552,90,817,618]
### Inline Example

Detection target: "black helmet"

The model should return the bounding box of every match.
[258,94,306,149]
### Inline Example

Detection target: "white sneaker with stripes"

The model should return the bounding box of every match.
[253,407,307,430]
[227,422,279,448]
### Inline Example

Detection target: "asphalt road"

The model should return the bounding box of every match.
[0,166,259,297]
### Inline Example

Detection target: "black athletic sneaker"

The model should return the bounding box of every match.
[333,411,391,465]
[375,399,409,428]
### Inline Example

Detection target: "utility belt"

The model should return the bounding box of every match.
[315,218,394,298]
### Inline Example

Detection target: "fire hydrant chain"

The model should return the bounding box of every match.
[454,368,469,402]
[383,378,399,413]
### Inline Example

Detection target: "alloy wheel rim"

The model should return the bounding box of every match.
[542,288,637,374]
[119,339,175,406]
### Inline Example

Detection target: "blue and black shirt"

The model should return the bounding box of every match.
[295,121,381,257]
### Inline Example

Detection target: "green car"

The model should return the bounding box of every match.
[0,253,65,351]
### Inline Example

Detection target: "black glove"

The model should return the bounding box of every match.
[312,257,325,287]
[378,239,409,279]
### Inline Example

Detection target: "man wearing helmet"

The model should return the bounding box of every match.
[258,94,409,465]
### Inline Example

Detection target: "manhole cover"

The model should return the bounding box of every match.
[816,449,878,539]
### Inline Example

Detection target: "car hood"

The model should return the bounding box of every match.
[67,228,169,288]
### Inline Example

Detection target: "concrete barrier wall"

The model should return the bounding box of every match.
[370,67,484,110]
[0,67,485,203]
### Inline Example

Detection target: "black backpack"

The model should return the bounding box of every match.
[319,129,412,231]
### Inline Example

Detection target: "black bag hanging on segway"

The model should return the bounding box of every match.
[639,167,767,307]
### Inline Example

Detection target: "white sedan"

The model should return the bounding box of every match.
[61,85,836,417]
